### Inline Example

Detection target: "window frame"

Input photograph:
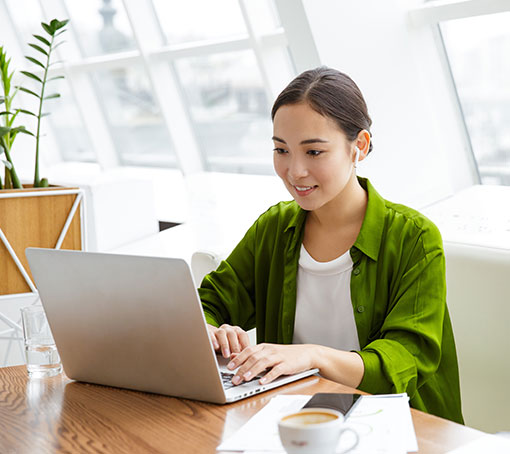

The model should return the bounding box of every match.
[409,0,510,185]
[1,0,321,175]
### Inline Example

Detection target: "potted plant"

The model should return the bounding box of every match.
[0,19,84,296]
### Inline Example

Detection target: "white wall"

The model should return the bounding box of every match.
[302,0,478,209]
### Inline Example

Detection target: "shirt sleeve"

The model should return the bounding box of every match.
[356,231,446,397]
[198,220,258,330]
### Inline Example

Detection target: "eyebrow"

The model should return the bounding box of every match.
[272,136,330,145]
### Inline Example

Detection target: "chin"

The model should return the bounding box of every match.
[293,198,320,212]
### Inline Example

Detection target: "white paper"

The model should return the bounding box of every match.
[218,395,311,452]
[445,434,510,454]
[217,393,417,454]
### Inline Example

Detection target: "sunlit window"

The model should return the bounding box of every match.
[92,65,176,167]
[1,0,296,174]
[440,12,510,185]
[62,0,137,58]
[175,51,273,173]
[48,80,96,162]
[153,0,248,45]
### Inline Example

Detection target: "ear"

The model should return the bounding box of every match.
[354,130,371,163]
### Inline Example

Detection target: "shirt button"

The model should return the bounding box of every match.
[357,305,365,313]
[353,267,360,276]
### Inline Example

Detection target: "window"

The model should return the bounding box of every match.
[440,12,510,184]
[1,0,309,175]
[175,50,274,173]
[412,0,510,185]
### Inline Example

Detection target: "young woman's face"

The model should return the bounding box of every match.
[272,102,357,212]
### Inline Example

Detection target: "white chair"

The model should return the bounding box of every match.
[191,250,256,346]
[444,242,510,433]
[191,250,222,286]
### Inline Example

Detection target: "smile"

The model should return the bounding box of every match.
[293,185,317,196]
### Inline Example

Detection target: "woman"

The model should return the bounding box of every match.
[199,66,463,424]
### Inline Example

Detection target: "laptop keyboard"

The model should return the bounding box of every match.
[221,372,236,389]
[220,372,262,389]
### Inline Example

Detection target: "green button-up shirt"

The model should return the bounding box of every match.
[199,177,463,423]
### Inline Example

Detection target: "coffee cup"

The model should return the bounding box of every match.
[278,407,359,454]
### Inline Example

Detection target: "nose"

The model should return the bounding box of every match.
[288,155,309,181]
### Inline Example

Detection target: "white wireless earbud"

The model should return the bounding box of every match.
[354,146,361,168]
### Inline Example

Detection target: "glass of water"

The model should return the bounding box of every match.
[20,305,62,378]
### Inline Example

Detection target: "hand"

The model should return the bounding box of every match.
[206,323,250,358]
[226,343,316,385]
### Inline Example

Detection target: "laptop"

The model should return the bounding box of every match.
[25,248,318,404]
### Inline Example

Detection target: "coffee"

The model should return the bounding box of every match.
[281,411,339,426]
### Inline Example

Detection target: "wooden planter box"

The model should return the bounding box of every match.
[0,185,84,295]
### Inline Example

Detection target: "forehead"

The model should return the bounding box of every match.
[273,102,345,141]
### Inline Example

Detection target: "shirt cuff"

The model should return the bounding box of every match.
[356,349,392,395]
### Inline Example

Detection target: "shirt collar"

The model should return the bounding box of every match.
[353,177,385,262]
[285,203,307,233]
[284,177,385,262]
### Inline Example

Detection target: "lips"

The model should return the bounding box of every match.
[293,184,317,196]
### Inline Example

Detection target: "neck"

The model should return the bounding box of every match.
[308,174,368,230]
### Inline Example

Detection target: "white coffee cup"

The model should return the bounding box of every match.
[278,408,359,454]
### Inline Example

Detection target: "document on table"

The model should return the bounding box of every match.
[217,393,418,453]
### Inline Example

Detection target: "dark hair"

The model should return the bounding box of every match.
[271,66,373,154]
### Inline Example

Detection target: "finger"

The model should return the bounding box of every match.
[259,363,286,385]
[237,329,251,350]
[235,353,273,384]
[211,336,220,351]
[215,329,231,358]
[230,348,261,384]
[207,327,220,350]
[227,345,256,370]
[226,329,241,355]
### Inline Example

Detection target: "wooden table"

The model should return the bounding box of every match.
[0,366,483,453]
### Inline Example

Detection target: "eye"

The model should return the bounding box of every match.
[273,147,288,154]
[307,149,323,156]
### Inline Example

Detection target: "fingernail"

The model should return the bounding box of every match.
[227,361,235,369]
[223,348,230,358]
[232,375,241,385]
[260,377,267,384]
[243,371,252,380]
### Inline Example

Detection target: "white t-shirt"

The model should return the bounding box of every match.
[292,244,360,351]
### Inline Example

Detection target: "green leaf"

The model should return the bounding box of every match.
[0,125,30,138]
[44,93,61,100]
[41,22,52,36]
[25,56,45,69]
[20,71,43,84]
[47,75,65,82]
[40,177,49,187]
[0,97,4,105]
[0,111,14,116]
[18,109,37,117]
[16,128,34,137]
[2,159,13,170]
[17,86,41,98]
[28,43,48,56]
[55,29,68,37]
[33,34,50,47]
[52,19,69,31]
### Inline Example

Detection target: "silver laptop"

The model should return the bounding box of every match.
[25,248,318,403]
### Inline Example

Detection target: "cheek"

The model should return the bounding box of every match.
[318,159,350,189]
[273,155,286,179]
